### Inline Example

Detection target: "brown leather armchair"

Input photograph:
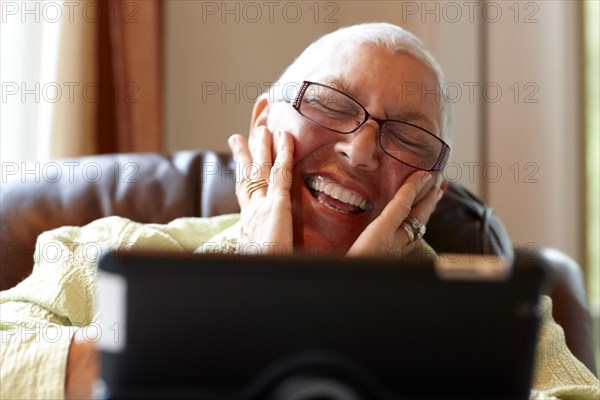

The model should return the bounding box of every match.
[0,151,596,375]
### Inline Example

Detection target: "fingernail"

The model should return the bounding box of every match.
[228,135,238,147]
[422,172,432,183]
[437,187,444,200]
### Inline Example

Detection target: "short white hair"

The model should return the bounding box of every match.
[273,22,452,143]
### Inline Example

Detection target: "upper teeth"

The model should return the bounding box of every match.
[306,176,369,211]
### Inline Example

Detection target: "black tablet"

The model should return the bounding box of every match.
[96,250,544,400]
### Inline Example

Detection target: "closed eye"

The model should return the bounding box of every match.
[383,125,437,155]
[306,98,358,117]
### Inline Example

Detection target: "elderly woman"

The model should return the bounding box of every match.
[230,23,447,259]
[1,23,598,400]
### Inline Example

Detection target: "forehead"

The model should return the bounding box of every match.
[308,44,438,96]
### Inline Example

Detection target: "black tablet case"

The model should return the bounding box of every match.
[97,251,544,400]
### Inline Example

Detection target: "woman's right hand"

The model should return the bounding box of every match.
[228,127,295,256]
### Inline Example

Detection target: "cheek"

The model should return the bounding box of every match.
[266,104,299,134]
[268,112,331,164]
[383,164,423,202]
[267,106,307,157]
[290,124,327,163]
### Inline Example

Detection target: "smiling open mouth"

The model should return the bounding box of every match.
[304,175,372,214]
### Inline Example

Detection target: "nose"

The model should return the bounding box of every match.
[333,119,380,171]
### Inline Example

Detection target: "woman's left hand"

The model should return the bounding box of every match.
[346,171,445,257]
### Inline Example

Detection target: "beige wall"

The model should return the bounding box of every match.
[164,1,583,262]
[164,2,334,153]
[486,1,583,262]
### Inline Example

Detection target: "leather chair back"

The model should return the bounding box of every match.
[0,151,595,374]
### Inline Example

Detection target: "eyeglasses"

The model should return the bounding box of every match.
[289,81,450,171]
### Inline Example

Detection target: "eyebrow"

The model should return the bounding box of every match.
[326,78,356,97]
[392,111,436,132]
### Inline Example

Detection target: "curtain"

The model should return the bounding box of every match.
[96,0,163,153]
[0,0,162,162]
[49,3,97,158]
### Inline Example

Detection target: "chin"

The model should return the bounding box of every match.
[297,232,351,256]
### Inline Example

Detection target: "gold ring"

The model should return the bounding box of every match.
[246,178,269,197]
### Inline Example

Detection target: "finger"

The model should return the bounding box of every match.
[239,126,273,202]
[247,127,273,200]
[267,130,294,198]
[228,134,253,208]
[229,133,251,166]
[250,126,273,174]
[409,184,444,226]
[439,178,449,192]
[378,171,432,230]
[398,183,444,251]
